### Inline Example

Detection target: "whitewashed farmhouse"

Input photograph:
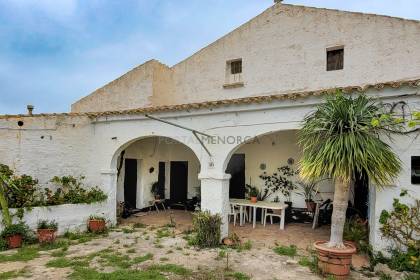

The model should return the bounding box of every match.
[1,3,420,252]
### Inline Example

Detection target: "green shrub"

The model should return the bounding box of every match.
[1,223,29,238]
[273,245,297,256]
[89,215,105,221]
[0,238,7,251]
[37,220,58,230]
[0,165,107,209]
[376,190,419,273]
[379,191,419,250]
[190,211,221,248]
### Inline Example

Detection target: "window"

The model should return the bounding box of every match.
[326,47,344,71]
[411,156,420,184]
[223,58,244,88]
[230,60,242,74]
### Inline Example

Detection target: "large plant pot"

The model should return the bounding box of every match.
[88,219,106,233]
[250,196,257,203]
[37,229,57,243]
[7,234,23,249]
[314,240,356,280]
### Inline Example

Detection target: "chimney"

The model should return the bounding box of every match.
[27,105,34,116]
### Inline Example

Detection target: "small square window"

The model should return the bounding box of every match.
[411,156,420,184]
[230,60,242,74]
[327,47,344,71]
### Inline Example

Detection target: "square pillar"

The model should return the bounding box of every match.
[199,172,231,238]
[101,169,118,226]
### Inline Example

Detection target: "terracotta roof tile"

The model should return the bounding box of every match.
[1,78,419,120]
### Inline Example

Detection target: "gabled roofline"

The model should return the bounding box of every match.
[171,3,420,68]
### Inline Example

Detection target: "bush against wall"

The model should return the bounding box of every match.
[377,190,419,273]
[0,164,107,210]
[190,211,222,248]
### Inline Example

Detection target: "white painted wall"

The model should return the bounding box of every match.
[232,130,334,208]
[116,137,201,209]
[0,202,111,235]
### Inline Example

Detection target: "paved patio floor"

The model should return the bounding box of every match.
[121,209,330,250]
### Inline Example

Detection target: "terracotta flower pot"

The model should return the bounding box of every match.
[313,240,356,280]
[222,237,233,246]
[37,229,57,243]
[7,234,23,249]
[250,196,257,203]
[88,219,106,233]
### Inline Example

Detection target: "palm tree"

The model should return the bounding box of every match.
[299,93,402,248]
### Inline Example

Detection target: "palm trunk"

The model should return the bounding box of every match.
[0,183,12,227]
[327,178,350,248]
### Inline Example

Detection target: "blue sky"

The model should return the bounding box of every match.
[0,0,419,114]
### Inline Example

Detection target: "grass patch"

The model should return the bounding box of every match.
[122,228,134,234]
[148,263,191,276]
[132,253,153,264]
[126,248,136,254]
[0,268,30,279]
[51,246,68,257]
[98,252,131,269]
[225,271,251,280]
[155,229,170,239]
[69,267,165,280]
[63,230,106,244]
[273,245,297,257]
[0,246,39,262]
[46,257,90,268]
[298,251,320,274]
[133,223,146,229]
[159,257,169,261]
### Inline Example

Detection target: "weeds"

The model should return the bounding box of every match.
[273,245,297,257]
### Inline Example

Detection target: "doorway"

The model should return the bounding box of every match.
[124,158,137,209]
[157,162,166,199]
[226,154,246,199]
[353,170,369,219]
[170,161,188,202]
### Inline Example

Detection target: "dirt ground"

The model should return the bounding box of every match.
[0,210,372,280]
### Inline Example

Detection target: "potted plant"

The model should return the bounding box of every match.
[299,93,402,279]
[245,184,259,203]
[1,223,27,249]
[88,215,106,233]
[296,179,325,212]
[259,165,297,208]
[151,181,161,199]
[37,220,58,243]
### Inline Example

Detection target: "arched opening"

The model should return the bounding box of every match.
[223,129,371,242]
[112,136,201,225]
[223,129,332,241]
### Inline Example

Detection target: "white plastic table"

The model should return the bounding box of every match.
[230,199,289,230]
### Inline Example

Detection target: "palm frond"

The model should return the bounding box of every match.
[298,92,402,187]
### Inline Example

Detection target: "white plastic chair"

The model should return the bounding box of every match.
[228,204,240,226]
[263,209,283,229]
